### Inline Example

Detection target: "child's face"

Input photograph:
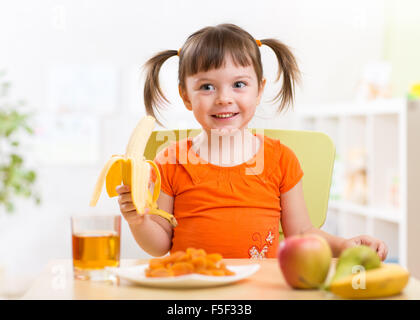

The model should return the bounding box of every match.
[179,55,265,134]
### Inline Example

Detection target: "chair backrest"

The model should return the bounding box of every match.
[144,128,335,237]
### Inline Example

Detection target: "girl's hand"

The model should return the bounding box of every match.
[116,185,150,226]
[341,235,388,261]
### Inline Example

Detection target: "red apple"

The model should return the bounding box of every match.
[277,234,332,289]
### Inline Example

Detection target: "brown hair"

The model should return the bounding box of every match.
[143,23,300,127]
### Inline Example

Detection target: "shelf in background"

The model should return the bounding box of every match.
[295,98,420,276]
[328,200,401,224]
[297,98,405,117]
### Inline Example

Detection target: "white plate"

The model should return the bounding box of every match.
[106,264,260,288]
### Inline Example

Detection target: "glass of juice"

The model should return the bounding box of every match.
[71,215,121,281]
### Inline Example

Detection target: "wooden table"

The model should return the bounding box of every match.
[22,259,420,300]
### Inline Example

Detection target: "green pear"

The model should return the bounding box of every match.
[330,245,381,285]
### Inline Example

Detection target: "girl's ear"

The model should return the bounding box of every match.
[178,85,192,111]
[257,78,267,105]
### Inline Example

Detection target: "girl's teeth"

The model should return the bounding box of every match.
[214,113,236,118]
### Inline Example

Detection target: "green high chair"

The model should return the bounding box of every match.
[144,128,336,240]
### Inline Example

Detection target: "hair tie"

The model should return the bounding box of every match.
[177,48,181,56]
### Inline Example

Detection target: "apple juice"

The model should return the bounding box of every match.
[72,231,120,270]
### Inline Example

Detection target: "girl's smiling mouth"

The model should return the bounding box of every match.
[211,112,239,119]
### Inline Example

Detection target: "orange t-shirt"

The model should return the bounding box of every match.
[153,133,303,259]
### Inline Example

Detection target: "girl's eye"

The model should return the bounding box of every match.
[200,84,214,91]
[234,81,246,88]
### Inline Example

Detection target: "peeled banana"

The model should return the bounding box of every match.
[330,263,410,299]
[89,115,177,227]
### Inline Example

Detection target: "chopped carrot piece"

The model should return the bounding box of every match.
[171,262,195,276]
[191,256,206,270]
[210,269,226,276]
[149,258,165,270]
[147,267,173,277]
[145,248,235,278]
[206,253,223,262]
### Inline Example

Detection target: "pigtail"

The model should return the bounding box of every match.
[143,50,178,127]
[260,39,301,112]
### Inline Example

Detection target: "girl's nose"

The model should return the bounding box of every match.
[215,89,233,106]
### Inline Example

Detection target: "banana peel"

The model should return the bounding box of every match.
[89,115,177,227]
[329,263,410,299]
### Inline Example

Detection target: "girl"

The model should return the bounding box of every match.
[117,23,388,260]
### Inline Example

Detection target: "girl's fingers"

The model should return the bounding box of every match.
[121,202,136,213]
[118,193,132,204]
[361,236,382,259]
[121,209,146,225]
[377,242,388,261]
[124,207,150,216]
[363,236,382,257]
[116,184,131,195]
[370,242,380,254]
[122,209,137,216]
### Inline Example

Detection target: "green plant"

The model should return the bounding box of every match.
[0,70,40,213]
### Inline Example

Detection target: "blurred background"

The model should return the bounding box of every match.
[1,0,419,298]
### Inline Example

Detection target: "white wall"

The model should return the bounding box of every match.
[0,0,386,293]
